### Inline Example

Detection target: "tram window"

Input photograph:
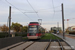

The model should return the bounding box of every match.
[29,30,37,33]
[29,28,37,30]
[38,26,41,33]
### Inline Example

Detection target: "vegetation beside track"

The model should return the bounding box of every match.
[0,32,27,38]
[0,32,9,38]
[41,33,61,39]
[22,33,61,40]
[22,37,28,40]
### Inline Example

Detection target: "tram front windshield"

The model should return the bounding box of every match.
[28,25,38,33]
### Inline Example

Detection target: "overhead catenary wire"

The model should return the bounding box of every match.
[51,0,62,26]
[5,0,62,25]
[51,0,60,26]
[52,0,55,18]
[5,0,34,21]
[0,0,9,6]
[17,5,61,13]
[27,0,40,19]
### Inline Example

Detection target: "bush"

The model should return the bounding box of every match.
[0,32,9,38]
[15,32,27,37]
[0,32,27,38]
[22,34,27,37]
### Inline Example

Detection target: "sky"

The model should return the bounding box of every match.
[0,0,75,31]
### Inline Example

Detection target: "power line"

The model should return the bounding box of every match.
[51,0,61,24]
[5,0,34,21]
[51,0,59,25]
[54,5,61,8]
[27,0,40,19]
[0,0,9,6]
[52,0,55,18]
[18,5,60,12]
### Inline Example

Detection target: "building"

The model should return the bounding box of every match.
[51,27,62,31]
[51,27,62,33]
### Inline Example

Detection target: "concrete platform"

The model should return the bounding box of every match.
[0,42,24,50]
[52,33,75,50]
[61,42,72,50]
[48,42,61,50]
[25,42,49,50]
[10,41,33,50]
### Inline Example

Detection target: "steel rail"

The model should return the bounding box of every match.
[7,42,25,50]
[23,42,35,50]
[45,33,52,50]
[57,38,63,50]
[53,33,74,50]
[53,34,63,50]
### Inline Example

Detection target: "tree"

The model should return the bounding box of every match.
[0,26,1,30]
[11,22,23,32]
[22,26,28,32]
[65,28,70,34]
[0,25,9,32]
[11,22,28,32]
[0,26,2,32]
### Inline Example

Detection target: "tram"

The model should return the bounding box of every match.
[27,22,45,39]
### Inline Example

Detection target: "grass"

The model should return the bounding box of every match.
[22,33,61,40]
[22,37,28,40]
[41,33,51,39]
[41,33,61,39]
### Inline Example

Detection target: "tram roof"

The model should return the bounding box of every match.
[29,22,39,24]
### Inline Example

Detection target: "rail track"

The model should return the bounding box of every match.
[1,34,74,50]
[45,34,74,50]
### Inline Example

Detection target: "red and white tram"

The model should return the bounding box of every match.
[27,22,45,39]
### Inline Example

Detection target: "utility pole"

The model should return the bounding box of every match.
[61,3,65,39]
[9,6,11,37]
